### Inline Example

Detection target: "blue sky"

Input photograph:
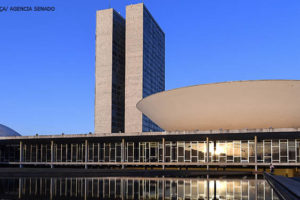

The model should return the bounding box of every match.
[1,0,299,135]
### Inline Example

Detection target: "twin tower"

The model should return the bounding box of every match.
[95,3,165,134]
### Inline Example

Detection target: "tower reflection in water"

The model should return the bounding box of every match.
[0,176,279,200]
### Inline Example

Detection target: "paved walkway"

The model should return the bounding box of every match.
[264,173,300,200]
[291,177,300,183]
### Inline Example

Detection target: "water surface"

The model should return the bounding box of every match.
[0,176,278,199]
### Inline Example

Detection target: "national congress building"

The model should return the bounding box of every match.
[0,3,299,174]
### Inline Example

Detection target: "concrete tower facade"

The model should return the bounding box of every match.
[125,3,165,133]
[95,9,125,134]
[95,4,164,134]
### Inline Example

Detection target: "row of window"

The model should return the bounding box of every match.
[1,139,299,164]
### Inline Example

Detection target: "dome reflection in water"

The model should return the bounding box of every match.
[0,176,279,199]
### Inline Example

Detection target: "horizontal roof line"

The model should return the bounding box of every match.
[1,128,299,140]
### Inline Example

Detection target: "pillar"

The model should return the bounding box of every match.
[19,141,23,168]
[50,141,54,168]
[254,136,257,171]
[36,144,38,163]
[162,138,165,170]
[85,140,88,169]
[206,137,209,170]
[121,138,125,169]
[40,144,43,163]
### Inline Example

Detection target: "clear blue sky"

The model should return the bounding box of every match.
[1,0,299,135]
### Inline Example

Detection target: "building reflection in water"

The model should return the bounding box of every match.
[0,176,279,200]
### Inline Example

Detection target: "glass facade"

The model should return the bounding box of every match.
[142,6,165,132]
[0,177,279,199]
[0,144,19,162]
[111,11,125,133]
[1,139,300,165]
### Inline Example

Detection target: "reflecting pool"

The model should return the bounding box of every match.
[0,176,279,199]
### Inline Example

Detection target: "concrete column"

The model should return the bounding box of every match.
[30,144,32,162]
[162,138,165,170]
[36,144,38,163]
[70,144,73,162]
[206,137,209,170]
[41,144,43,163]
[19,141,23,168]
[85,140,88,169]
[76,144,79,162]
[50,141,54,168]
[122,138,125,169]
[255,136,258,171]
